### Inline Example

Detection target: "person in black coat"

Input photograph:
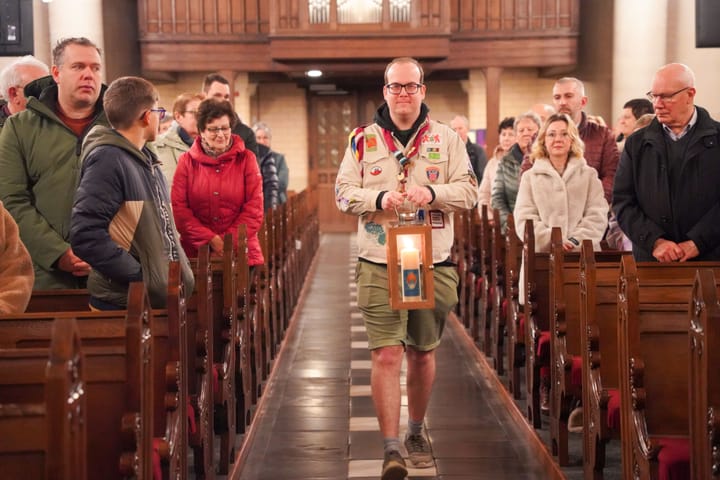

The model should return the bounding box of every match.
[612,63,720,262]
[256,143,279,211]
[451,114,487,181]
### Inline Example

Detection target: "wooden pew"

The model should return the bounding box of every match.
[232,225,254,435]
[269,204,287,348]
[547,228,581,465]
[0,318,86,480]
[489,208,506,374]
[477,204,493,353]
[26,289,90,313]
[463,208,478,331]
[617,257,720,480]
[0,283,156,479]
[188,245,215,479]
[522,220,551,429]
[210,234,238,474]
[548,229,624,466]
[689,268,720,480]
[255,214,272,386]
[505,213,524,398]
[580,240,623,480]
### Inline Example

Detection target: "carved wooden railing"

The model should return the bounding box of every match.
[138,0,579,70]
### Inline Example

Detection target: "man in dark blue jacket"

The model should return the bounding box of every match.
[70,76,194,309]
[613,63,720,262]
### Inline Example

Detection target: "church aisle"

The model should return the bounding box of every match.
[235,233,549,479]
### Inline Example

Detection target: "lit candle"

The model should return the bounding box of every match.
[400,246,422,301]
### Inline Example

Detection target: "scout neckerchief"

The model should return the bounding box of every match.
[380,118,431,193]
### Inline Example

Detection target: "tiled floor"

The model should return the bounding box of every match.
[236,233,548,480]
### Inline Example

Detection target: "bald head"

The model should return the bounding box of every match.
[650,63,696,133]
[655,63,695,88]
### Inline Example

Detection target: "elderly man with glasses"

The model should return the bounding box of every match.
[0,55,49,130]
[335,57,478,480]
[613,62,720,262]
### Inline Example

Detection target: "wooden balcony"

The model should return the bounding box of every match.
[138,0,579,78]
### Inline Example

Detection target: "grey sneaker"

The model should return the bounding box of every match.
[404,433,433,468]
[381,450,407,480]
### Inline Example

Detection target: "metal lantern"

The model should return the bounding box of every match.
[386,206,435,310]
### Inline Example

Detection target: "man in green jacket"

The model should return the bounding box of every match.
[0,37,109,289]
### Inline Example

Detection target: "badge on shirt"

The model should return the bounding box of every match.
[426,147,441,160]
[369,165,382,176]
[366,134,377,152]
[426,166,440,182]
[422,134,441,144]
[429,210,445,229]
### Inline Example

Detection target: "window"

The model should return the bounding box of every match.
[308,0,411,25]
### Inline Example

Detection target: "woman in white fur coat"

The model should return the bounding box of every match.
[514,113,608,252]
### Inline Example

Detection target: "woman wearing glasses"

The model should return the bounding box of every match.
[514,112,608,253]
[171,98,264,266]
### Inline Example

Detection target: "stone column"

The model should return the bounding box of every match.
[612,0,667,122]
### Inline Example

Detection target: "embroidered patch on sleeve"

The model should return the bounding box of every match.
[364,222,386,245]
[426,166,440,182]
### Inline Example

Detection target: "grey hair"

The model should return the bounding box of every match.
[0,55,49,99]
[555,77,586,97]
[252,121,272,140]
[514,111,542,132]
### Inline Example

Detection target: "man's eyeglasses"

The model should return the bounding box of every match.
[206,126,231,135]
[145,108,167,120]
[646,87,690,103]
[385,82,423,95]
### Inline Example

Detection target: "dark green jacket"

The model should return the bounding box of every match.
[0,75,109,289]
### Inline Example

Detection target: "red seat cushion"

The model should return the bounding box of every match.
[540,365,550,381]
[570,355,582,386]
[152,438,164,480]
[501,298,508,319]
[518,313,525,342]
[187,398,197,434]
[213,363,220,395]
[656,437,690,480]
[537,330,550,363]
[606,388,621,431]
[475,277,484,297]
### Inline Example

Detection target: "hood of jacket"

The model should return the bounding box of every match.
[81,125,157,170]
[187,133,247,166]
[154,124,192,151]
[23,75,108,126]
[373,102,430,143]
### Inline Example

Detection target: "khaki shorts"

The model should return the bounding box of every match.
[355,261,459,351]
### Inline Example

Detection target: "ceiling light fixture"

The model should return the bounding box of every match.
[306,69,323,78]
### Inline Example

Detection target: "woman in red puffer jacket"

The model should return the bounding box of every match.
[171,98,264,266]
